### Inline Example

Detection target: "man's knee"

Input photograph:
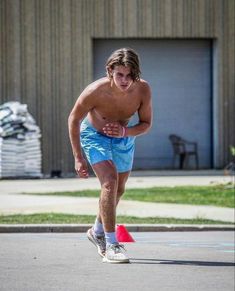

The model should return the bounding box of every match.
[101,175,118,194]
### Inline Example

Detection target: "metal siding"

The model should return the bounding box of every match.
[224,0,235,164]
[0,0,234,174]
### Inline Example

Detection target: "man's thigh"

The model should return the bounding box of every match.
[92,160,118,185]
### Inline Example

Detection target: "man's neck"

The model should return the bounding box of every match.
[110,80,132,97]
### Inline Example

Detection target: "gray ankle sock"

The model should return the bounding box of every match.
[93,218,104,236]
[105,232,118,247]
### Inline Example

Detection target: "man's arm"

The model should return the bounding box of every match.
[126,83,152,136]
[68,88,94,178]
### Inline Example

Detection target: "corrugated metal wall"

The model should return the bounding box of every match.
[0,0,234,175]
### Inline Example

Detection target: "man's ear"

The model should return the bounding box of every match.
[106,67,113,78]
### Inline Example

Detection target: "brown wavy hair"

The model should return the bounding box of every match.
[106,48,141,81]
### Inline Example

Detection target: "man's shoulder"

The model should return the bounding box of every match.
[85,77,110,94]
[136,79,151,94]
[138,79,150,88]
[78,78,109,104]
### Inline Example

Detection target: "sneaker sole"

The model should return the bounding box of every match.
[87,229,105,258]
[102,257,130,264]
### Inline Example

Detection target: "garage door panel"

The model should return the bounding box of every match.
[94,39,212,169]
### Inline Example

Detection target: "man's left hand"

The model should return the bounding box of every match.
[103,122,125,137]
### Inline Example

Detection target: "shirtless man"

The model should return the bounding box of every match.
[68,48,152,263]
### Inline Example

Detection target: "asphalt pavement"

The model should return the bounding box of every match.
[0,231,234,291]
[0,171,234,291]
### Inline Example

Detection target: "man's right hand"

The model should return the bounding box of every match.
[75,157,89,178]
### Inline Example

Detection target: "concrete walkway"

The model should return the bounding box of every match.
[0,170,234,222]
[0,170,233,194]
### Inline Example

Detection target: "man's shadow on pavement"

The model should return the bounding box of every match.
[129,258,235,267]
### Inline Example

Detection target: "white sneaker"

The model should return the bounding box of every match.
[103,243,130,263]
[87,228,106,258]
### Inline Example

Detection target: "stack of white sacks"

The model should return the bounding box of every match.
[0,101,42,178]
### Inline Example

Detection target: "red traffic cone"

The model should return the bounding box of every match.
[116,224,135,243]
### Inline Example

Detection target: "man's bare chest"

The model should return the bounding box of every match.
[95,95,140,119]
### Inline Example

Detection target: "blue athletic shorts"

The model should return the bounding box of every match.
[80,118,135,173]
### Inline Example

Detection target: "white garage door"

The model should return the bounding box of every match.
[93,39,212,169]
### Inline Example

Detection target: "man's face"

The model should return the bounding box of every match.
[111,65,134,92]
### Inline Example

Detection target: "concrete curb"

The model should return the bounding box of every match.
[0,224,234,233]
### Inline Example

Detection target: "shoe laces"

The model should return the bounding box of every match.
[95,235,106,248]
[110,243,126,253]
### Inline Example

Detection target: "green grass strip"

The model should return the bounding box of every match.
[25,185,235,208]
[0,213,233,225]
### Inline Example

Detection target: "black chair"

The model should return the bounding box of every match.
[169,134,199,169]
